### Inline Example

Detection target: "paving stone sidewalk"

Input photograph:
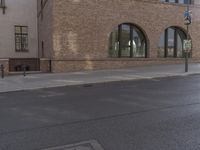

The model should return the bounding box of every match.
[1,63,200,93]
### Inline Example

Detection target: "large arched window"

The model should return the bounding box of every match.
[158,27,187,58]
[109,23,147,58]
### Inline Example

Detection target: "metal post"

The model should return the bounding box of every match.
[49,59,52,73]
[185,0,190,72]
[23,65,26,77]
[185,25,189,72]
[0,64,4,79]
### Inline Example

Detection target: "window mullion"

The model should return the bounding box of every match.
[174,29,178,57]
[21,27,23,51]
[118,25,122,58]
[130,26,133,58]
[164,29,168,57]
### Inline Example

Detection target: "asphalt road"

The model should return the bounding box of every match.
[1,75,200,150]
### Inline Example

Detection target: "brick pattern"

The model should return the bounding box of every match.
[38,0,200,72]
[40,58,51,72]
[50,59,200,73]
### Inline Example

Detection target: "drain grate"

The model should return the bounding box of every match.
[42,140,104,150]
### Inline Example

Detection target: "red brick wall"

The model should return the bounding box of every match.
[38,0,200,72]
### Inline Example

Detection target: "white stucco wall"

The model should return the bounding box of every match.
[0,0,38,58]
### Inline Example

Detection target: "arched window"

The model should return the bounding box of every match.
[109,23,147,58]
[158,27,187,58]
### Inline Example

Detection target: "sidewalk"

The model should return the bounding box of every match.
[1,63,200,93]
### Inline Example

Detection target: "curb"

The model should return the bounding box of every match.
[0,72,199,94]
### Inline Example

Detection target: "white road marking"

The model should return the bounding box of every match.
[42,140,104,150]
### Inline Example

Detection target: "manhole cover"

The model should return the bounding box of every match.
[42,140,104,150]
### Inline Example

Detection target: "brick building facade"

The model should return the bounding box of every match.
[37,0,200,73]
[1,0,200,73]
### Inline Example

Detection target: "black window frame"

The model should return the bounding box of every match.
[15,26,29,52]
[162,27,188,58]
[110,23,148,58]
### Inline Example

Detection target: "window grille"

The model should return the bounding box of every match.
[15,26,29,52]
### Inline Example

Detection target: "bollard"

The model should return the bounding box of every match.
[49,59,52,73]
[0,64,4,79]
[22,65,26,77]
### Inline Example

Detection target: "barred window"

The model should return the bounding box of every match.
[15,26,28,52]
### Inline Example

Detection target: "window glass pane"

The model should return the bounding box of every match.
[15,26,28,52]
[158,32,165,57]
[184,0,192,4]
[167,28,175,57]
[177,29,187,57]
[109,23,147,58]
[15,35,21,51]
[177,34,183,57]
[169,0,175,3]
[157,27,187,58]
[109,27,119,57]
[179,0,184,4]
[121,24,131,57]
[132,27,146,57]
[161,0,192,4]
[22,27,28,33]
[15,26,21,33]
[21,35,28,50]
